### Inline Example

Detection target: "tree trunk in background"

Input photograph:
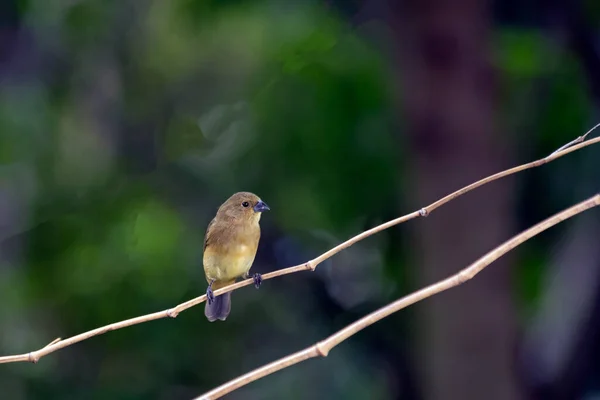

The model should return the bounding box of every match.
[393,1,522,399]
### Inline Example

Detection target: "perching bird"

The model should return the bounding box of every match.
[203,192,270,322]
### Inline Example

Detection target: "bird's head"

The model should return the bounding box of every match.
[216,192,270,222]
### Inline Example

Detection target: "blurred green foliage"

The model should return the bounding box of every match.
[1,1,401,398]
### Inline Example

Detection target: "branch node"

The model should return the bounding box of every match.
[456,271,471,285]
[28,353,39,364]
[315,342,329,357]
[419,208,429,217]
[549,135,584,156]
[167,308,179,318]
[547,122,600,156]
[306,261,316,271]
[45,338,61,347]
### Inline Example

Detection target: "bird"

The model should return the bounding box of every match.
[202,192,270,322]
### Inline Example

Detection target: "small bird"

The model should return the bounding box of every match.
[203,192,270,322]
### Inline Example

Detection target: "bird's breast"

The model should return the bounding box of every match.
[204,236,259,281]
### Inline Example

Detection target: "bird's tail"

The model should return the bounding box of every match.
[205,291,232,322]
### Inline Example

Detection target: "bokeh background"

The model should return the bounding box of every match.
[1,0,600,399]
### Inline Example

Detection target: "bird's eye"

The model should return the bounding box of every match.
[241,201,250,208]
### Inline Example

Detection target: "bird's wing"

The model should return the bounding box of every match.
[203,217,217,252]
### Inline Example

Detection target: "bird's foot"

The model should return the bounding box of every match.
[206,286,215,305]
[252,273,262,289]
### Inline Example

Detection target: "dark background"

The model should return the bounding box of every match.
[1,0,600,399]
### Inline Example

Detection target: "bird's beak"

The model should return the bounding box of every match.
[253,200,270,213]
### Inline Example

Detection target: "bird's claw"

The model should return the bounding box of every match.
[206,286,215,305]
[253,273,262,289]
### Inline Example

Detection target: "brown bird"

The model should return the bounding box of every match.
[203,192,270,322]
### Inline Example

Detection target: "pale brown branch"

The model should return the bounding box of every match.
[0,129,599,365]
[195,193,600,400]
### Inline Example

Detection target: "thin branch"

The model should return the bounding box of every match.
[549,122,600,155]
[0,129,599,365]
[195,193,600,400]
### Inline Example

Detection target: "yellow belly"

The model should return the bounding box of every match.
[204,244,256,282]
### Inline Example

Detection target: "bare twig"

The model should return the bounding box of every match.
[0,129,599,365]
[549,122,600,155]
[195,194,600,400]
